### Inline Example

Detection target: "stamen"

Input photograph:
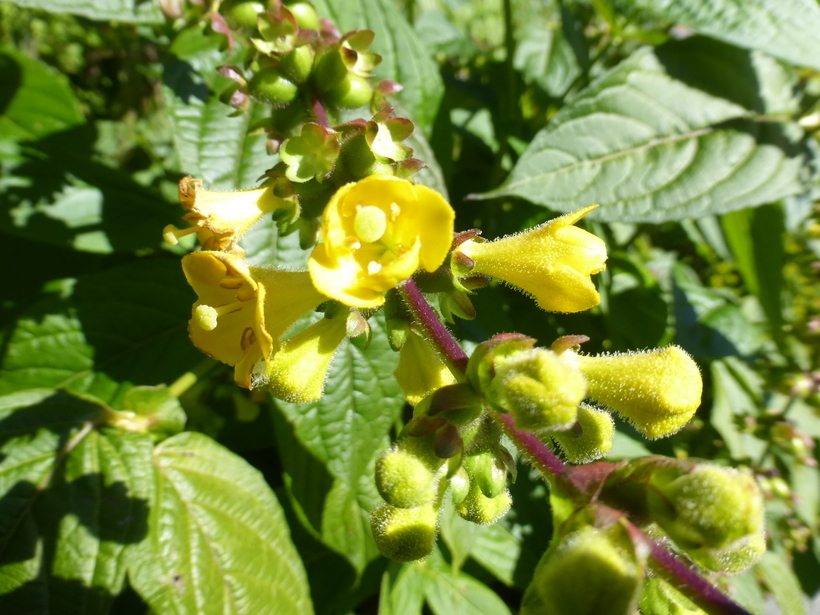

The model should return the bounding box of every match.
[354,205,388,243]
[219,276,244,290]
[367,261,382,275]
[162,224,198,246]
[240,327,257,351]
[389,202,401,221]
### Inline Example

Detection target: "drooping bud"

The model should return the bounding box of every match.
[375,442,442,508]
[552,404,615,464]
[522,525,644,615]
[370,503,439,562]
[465,451,507,499]
[454,475,512,525]
[647,464,765,573]
[567,346,702,439]
[249,67,299,107]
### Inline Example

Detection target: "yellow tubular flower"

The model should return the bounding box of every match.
[182,251,326,388]
[164,177,293,253]
[394,330,456,404]
[566,346,702,439]
[308,175,455,308]
[262,315,348,403]
[456,205,606,313]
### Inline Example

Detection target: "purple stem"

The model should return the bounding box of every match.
[625,522,753,615]
[497,413,567,478]
[398,279,469,375]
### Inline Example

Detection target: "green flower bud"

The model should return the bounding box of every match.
[552,404,614,464]
[286,1,320,30]
[524,526,643,615]
[370,503,438,562]
[647,464,765,573]
[219,0,265,29]
[465,451,507,499]
[639,577,706,615]
[449,467,470,505]
[490,348,586,432]
[326,74,373,109]
[314,50,349,91]
[375,444,440,508]
[455,480,512,525]
[568,346,702,439]
[280,45,314,84]
[249,68,299,107]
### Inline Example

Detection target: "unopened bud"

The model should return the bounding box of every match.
[375,444,440,508]
[455,479,511,525]
[647,464,765,573]
[568,346,702,439]
[552,405,614,464]
[370,503,438,562]
[465,451,507,499]
[523,525,643,615]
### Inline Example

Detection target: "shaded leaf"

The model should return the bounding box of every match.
[5,0,162,22]
[756,551,808,615]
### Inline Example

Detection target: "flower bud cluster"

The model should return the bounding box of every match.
[371,384,515,561]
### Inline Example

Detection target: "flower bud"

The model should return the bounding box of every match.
[376,438,443,508]
[524,526,643,615]
[489,348,586,432]
[455,478,511,525]
[449,466,470,505]
[647,464,765,573]
[464,451,507,499]
[326,74,373,109]
[394,330,456,404]
[370,503,438,562]
[219,0,265,29]
[287,1,320,30]
[552,404,614,464]
[568,346,702,439]
[249,67,299,107]
[280,45,315,84]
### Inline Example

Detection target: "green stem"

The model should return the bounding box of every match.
[167,358,219,398]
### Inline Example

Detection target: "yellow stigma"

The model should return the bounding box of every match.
[163,224,198,246]
[354,205,388,243]
[193,300,246,331]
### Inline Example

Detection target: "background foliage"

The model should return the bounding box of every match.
[1,0,820,613]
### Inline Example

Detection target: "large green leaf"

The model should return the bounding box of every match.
[480,40,809,222]
[0,389,154,614]
[625,0,820,71]
[312,0,444,136]
[163,27,276,190]
[4,0,162,23]
[127,431,313,615]
[0,51,177,254]
[0,260,201,406]
[710,358,767,462]
[755,551,808,615]
[273,317,404,573]
[419,550,512,615]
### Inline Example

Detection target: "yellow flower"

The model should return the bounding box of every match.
[182,251,326,388]
[262,314,348,402]
[308,175,455,308]
[164,177,294,254]
[565,346,702,439]
[455,205,606,313]
[394,330,456,404]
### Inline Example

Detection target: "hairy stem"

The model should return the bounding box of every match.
[495,412,568,479]
[625,522,753,615]
[398,279,469,376]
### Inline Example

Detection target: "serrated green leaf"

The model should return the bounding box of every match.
[312,0,444,136]
[481,41,809,222]
[127,431,313,615]
[419,550,513,615]
[465,520,521,587]
[0,389,155,614]
[756,551,808,615]
[4,0,163,22]
[0,260,201,406]
[163,27,276,190]
[273,317,404,572]
[378,562,425,615]
[0,50,83,141]
[625,0,820,71]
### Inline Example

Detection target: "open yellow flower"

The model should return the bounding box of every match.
[394,330,456,404]
[164,177,294,254]
[455,205,606,313]
[182,251,326,388]
[308,175,455,308]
